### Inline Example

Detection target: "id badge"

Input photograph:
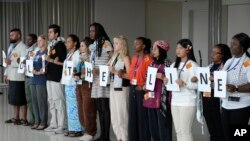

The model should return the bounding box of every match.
[228,96,240,102]
[203,92,211,98]
[144,93,149,100]
[77,80,83,85]
[131,79,137,85]
[149,92,155,99]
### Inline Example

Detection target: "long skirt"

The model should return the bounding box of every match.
[65,85,83,132]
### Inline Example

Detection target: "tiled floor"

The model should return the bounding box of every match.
[0,84,210,141]
[0,85,117,141]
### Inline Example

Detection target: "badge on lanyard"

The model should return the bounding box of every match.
[228,96,240,102]
[149,92,155,99]
[64,62,68,76]
[203,92,211,97]
[131,79,137,85]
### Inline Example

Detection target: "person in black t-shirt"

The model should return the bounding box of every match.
[44,24,67,134]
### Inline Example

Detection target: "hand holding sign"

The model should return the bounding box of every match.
[214,71,227,98]
[85,62,93,83]
[2,50,7,67]
[64,61,74,80]
[164,67,180,91]
[146,67,158,91]
[197,67,211,92]
[99,65,109,87]
[26,60,34,77]
[17,57,26,74]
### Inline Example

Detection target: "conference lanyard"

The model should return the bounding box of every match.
[133,54,144,78]
[64,51,75,68]
[226,57,242,72]
[178,60,188,79]
[8,43,18,58]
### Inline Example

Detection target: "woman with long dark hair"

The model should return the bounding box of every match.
[61,34,82,137]
[89,22,113,141]
[164,39,198,141]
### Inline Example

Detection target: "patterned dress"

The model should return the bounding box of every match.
[64,50,83,132]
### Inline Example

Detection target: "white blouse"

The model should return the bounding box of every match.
[222,53,250,109]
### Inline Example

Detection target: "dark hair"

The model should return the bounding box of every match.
[174,39,196,68]
[136,37,151,54]
[232,33,250,58]
[10,28,22,36]
[153,46,167,64]
[48,24,61,37]
[68,34,80,50]
[28,34,37,41]
[90,22,111,57]
[214,44,232,64]
[81,37,94,47]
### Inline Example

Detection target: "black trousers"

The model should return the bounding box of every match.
[148,108,172,141]
[221,106,250,141]
[203,98,225,141]
[96,98,110,141]
[128,86,151,141]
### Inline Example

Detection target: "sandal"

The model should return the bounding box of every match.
[64,131,70,136]
[68,131,83,137]
[13,119,21,125]
[5,118,16,124]
[20,119,29,126]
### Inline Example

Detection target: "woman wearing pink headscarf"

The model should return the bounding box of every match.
[143,40,172,141]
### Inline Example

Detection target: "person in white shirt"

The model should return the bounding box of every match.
[222,33,250,141]
[61,34,82,137]
[164,39,198,141]
[108,35,130,141]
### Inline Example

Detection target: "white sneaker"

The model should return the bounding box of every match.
[44,126,57,132]
[79,133,94,141]
[54,127,66,134]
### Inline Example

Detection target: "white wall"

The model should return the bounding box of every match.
[146,0,182,61]
[182,1,209,66]
[94,0,145,53]
[227,4,250,44]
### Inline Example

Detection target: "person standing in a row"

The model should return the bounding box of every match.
[192,44,232,141]
[4,28,27,125]
[62,34,82,137]
[222,33,250,141]
[77,38,97,141]
[128,37,153,141]
[164,39,198,141]
[45,24,67,134]
[109,35,130,141]
[143,40,171,141]
[30,35,48,130]
[25,34,39,126]
[89,23,113,141]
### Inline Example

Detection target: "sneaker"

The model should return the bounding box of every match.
[79,133,94,141]
[44,126,57,132]
[54,127,66,134]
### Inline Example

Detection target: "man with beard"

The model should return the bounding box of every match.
[4,28,27,125]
